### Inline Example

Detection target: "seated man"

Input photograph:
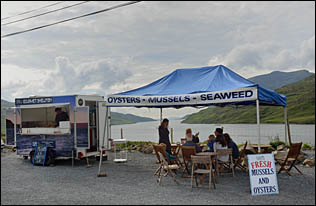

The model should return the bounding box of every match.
[183,129,202,153]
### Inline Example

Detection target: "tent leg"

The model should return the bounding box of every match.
[284,107,288,146]
[160,108,163,122]
[109,107,112,148]
[256,100,261,153]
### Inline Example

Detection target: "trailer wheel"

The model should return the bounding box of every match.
[45,148,56,166]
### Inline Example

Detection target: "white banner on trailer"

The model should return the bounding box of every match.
[104,87,257,107]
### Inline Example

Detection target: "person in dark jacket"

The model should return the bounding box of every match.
[223,133,239,159]
[192,132,200,144]
[158,118,172,154]
[55,108,69,127]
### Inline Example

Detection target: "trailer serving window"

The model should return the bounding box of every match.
[18,103,71,135]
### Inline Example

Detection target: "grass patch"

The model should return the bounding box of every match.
[302,142,313,150]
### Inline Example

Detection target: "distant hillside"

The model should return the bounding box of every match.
[248,70,313,90]
[182,74,315,124]
[110,112,155,125]
[1,99,14,108]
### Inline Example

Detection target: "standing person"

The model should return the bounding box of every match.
[54,108,69,127]
[223,133,239,159]
[158,119,172,154]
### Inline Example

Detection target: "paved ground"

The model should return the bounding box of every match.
[1,149,315,205]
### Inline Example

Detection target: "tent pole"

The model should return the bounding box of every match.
[284,107,288,146]
[109,107,112,145]
[160,107,163,122]
[107,107,111,150]
[256,99,261,153]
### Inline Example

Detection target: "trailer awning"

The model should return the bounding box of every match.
[14,103,70,109]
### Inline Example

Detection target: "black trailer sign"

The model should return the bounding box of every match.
[32,142,48,166]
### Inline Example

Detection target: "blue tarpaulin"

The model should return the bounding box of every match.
[114,65,286,107]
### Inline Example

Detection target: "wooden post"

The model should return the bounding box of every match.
[287,118,292,145]
[171,128,174,144]
[284,107,288,146]
[121,128,123,139]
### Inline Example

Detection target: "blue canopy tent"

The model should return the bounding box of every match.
[102,65,288,153]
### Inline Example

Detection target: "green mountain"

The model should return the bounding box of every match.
[248,70,313,90]
[110,112,155,125]
[182,74,315,124]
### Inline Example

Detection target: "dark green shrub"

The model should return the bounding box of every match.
[269,141,285,149]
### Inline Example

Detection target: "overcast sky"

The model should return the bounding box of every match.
[1,1,315,118]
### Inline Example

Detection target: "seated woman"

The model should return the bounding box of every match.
[223,133,239,159]
[183,128,202,153]
[213,134,229,173]
[159,143,176,161]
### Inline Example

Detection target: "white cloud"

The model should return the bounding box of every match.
[208,35,315,78]
[1,1,315,118]
[1,57,132,101]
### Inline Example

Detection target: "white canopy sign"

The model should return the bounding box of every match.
[105,87,257,107]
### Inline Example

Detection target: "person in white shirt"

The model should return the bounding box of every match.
[213,134,228,174]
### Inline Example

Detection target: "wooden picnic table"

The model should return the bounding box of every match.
[250,144,273,153]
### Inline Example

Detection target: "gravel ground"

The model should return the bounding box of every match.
[1,149,315,205]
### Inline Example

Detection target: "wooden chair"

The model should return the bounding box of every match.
[276,142,303,176]
[216,148,235,177]
[233,141,248,172]
[173,144,183,167]
[181,146,196,178]
[190,155,216,191]
[153,145,163,175]
[153,144,180,185]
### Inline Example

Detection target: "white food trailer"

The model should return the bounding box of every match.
[5,94,110,165]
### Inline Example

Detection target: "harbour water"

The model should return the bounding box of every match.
[111,120,315,145]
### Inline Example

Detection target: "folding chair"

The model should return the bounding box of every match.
[190,155,216,191]
[173,144,183,167]
[153,145,180,185]
[216,148,235,177]
[153,145,163,176]
[276,142,303,176]
[233,141,248,172]
[181,146,196,178]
